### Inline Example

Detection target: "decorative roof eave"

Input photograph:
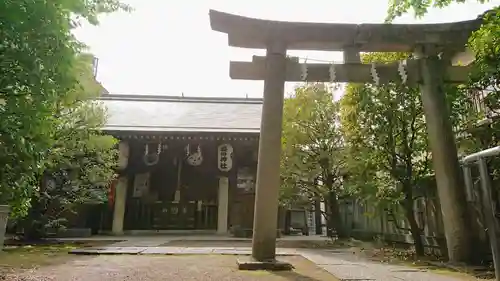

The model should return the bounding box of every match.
[109,133,260,142]
[209,9,482,52]
[103,126,260,134]
[98,94,263,104]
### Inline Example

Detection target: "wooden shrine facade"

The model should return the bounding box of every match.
[113,132,260,233]
[97,95,267,234]
[208,9,484,261]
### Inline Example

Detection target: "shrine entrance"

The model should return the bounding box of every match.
[105,130,259,233]
[209,10,482,262]
[124,138,220,231]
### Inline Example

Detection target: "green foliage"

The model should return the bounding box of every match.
[21,54,118,239]
[464,7,500,182]
[0,0,76,215]
[280,84,350,236]
[386,0,490,22]
[468,7,500,121]
[341,52,475,204]
[341,52,433,252]
[0,0,128,217]
[340,52,476,254]
[341,53,429,205]
[45,53,118,185]
[442,8,500,168]
[281,84,346,204]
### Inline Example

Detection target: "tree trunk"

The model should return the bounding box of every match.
[326,190,348,239]
[403,199,425,256]
[22,175,48,241]
[314,199,322,235]
[22,194,45,241]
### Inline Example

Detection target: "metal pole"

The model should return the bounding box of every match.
[477,158,500,281]
[462,146,500,164]
[462,165,475,202]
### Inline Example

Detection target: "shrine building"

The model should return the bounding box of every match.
[100,94,267,235]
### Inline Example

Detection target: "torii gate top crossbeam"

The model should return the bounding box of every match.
[209,10,481,52]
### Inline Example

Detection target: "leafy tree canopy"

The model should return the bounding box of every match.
[280,84,350,236]
[386,0,491,21]
[0,0,128,216]
[340,51,475,254]
[20,54,118,239]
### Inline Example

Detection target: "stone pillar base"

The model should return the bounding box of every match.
[237,256,293,271]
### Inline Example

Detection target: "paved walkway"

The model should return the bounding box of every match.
[66,236,467,281]
[60,234,329,247]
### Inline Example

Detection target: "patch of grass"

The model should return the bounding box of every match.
[0,240,114,275]
[0,245,74,271]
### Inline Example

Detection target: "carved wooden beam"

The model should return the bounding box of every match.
[229,56,471,84]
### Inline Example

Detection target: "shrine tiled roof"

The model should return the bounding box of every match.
[100,94,262,134]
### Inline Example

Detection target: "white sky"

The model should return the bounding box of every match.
[72,0,499,98]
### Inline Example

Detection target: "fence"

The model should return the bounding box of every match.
[338,181,496,255]
[462,146,500,280]
[337,147,500,278]
[338,194,448,253]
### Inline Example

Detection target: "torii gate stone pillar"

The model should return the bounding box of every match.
[251,41,288,263]
[417,46,471,261]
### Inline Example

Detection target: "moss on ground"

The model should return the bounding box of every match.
[0,240,113,275]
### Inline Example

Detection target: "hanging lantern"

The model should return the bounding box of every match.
[218,144,234,172]
[186,144,203,166]
[143,142,162,166]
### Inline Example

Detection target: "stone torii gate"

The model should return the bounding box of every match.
[209,10,481,263]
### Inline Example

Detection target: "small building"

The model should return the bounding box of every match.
[100,94,266,235]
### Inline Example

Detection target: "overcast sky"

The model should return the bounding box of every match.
[72,0,499,98]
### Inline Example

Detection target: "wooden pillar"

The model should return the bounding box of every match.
[251,41,287,261]
[118,141,129,170]
[417,46,471,262]
[217,177,229,234]
[112,176,128,235]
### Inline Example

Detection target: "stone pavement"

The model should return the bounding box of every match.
[59,233,329,247]
[300,249,463,281]
[69,243,465,281]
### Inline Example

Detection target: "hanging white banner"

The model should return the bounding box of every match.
[217,144,233,172]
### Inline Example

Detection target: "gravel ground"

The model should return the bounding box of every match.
[3,255,338,281]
